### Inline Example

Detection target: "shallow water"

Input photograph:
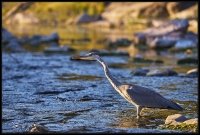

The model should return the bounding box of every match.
[2,24,198,133]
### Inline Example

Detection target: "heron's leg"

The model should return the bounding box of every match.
[136,106,143,119]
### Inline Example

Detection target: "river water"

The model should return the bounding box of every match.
[2,24,198,133]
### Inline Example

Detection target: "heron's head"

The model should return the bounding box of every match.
[75,52,101,61]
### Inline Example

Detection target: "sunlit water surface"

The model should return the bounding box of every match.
[2,24,198,133]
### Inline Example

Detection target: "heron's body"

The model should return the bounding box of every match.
[76,52,183,118]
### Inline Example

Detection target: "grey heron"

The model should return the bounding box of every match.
[74,52,183,118]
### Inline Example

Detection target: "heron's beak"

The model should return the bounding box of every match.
[70,55,95,61]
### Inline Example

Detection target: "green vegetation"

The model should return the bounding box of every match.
[159,123,198,133]
[2,2,105,24]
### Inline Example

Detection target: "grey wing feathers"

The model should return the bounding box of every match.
[123,84,183,111]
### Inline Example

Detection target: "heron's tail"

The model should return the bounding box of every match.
[169,100,183,111]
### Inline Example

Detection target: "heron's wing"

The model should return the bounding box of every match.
[120,84,183,110]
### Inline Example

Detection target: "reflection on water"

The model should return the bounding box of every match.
[4,24,135,51]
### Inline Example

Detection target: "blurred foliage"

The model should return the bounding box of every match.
[2,2,105,24]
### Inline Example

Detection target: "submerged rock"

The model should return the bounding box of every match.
[28,124,49,133]
[131,68,149,76]
[146,69,178,76]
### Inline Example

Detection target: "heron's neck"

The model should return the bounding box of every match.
[96,58,121,89]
